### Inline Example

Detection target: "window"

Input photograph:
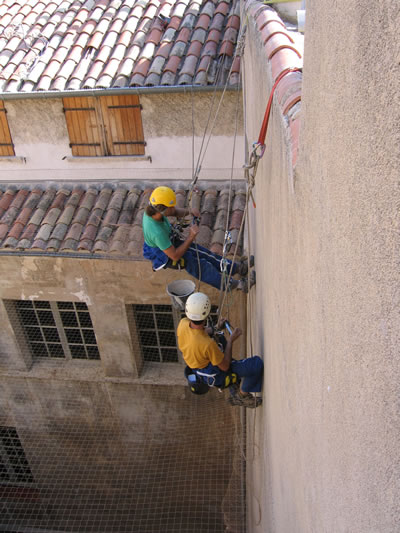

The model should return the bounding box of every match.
[12,300,100,360]
[0,100,14,156]
[63,94,145,157]
[134,304,179,363]
[133,304,220,364]
[0,427,34,484]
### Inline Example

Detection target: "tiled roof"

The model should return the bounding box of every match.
[245,0,303,167]
[0,0,242,93]
[0,183,246,258]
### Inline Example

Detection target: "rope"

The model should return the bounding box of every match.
[187,56,227,203]
[215,17,250,324]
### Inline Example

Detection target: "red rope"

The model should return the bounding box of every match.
[257,67,302,149]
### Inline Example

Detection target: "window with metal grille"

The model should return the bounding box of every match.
[12,300,100,361]
[133,304,220,364]
[0,427,34,484]
[63,95,145,157]
[0,100,15,156]
[134,304,179,363]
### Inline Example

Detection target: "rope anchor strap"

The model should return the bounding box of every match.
[256,67,303,152]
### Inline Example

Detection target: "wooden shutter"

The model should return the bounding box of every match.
[101,94,145,156]
[0,101,15,156]
[63,97,105,156]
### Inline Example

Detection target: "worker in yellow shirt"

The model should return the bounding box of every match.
[177,292,263,408]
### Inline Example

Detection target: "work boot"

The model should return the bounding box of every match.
[237,255,255,277]
[228,382,240,397]
[237,270,256,293]
[228,392,262,408]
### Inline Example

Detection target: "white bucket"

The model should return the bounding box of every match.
[166,280,196,310]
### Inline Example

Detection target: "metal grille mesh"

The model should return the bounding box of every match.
[0,299,246,533]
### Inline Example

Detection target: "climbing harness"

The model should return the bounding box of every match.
[184,366,240,395]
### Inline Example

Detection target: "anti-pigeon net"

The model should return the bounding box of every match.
[0,298,246,533]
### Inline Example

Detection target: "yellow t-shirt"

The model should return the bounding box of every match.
[177,318,224,369]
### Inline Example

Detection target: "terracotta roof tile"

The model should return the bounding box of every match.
[146,28,163,45]
[81,223,98,243]
[202,40,217,57]
[164,54,181,74]
[0,0,243,92]
[170,40,187,57]
[156,41,173,58]
[168,16,181,30]
[196,13,211,30]
[181,13,196,30]
[0,181,249,256]
[222,26,237,44]
[219,40,234,56]
[255,6,283,31]
[187,40,202,57]
[210,13,225,31]
[206,29,220,43]
[180,55,198,76]
[270,47,302,81]
[148,56,165,75]
[192,28,207,43]
[175,27,190,44]
[265,33,299,60]
[227,14,240,31]
[197,55,211,72]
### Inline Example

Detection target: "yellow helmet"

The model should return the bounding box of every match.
[150,186,176,208]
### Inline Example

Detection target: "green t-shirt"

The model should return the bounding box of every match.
[142,213,172,250]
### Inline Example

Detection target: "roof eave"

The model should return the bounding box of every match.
[0,84,241,101]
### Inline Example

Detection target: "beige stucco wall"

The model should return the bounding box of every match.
[244,2,400,532]
[0,91,244,183]
[0,254,244,376]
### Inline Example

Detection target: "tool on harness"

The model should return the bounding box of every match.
[184,365,240,395]
[170,216,198,247]
[184,366,210,395]
[168,257,185,270]
[220,231,232,274]
[222,320,233,335]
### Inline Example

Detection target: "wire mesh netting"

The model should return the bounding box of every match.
[0,298,247,533]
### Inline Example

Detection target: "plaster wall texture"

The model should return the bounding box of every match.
[0,91,244,183]
[244,1,400,532]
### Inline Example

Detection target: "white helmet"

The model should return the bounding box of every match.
[185,292,211,321]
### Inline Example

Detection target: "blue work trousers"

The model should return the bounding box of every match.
[184,243,237,290]
[143,241,237,290]
[195,355,264,393]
